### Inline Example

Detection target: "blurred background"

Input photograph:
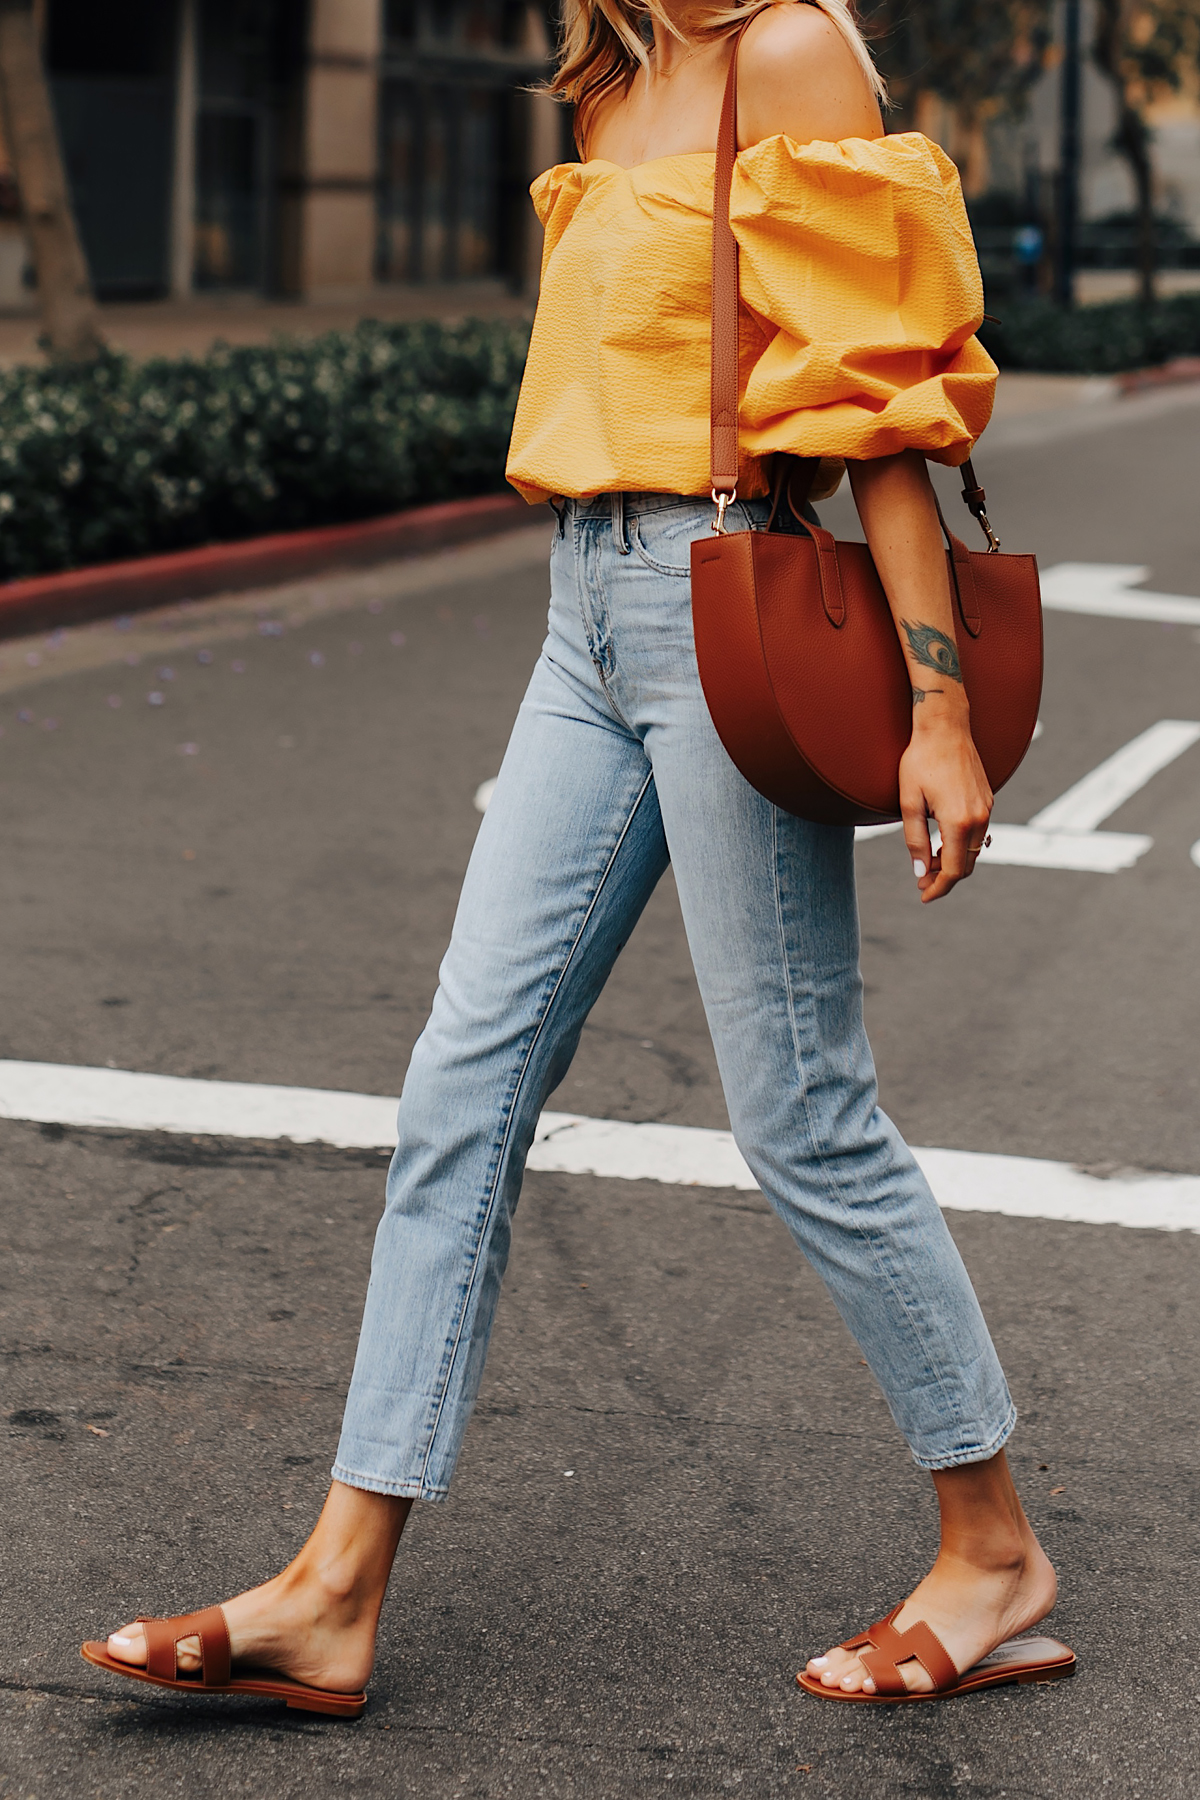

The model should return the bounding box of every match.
[0,0,570,350]
[0,0,1195,330]
[0,0,1194,582]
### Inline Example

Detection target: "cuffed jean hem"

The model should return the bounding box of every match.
[909,1399,1018,1472]
[330,1462,449,1503]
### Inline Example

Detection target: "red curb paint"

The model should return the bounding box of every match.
[1117,355,1200,396]
[0,491,529,641]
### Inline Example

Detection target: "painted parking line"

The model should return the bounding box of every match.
[2,1059,1197,1235]
[1041,564,1200,626]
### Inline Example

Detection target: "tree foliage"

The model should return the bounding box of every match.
[856,0,1055,132]
[1092,0,1200,303]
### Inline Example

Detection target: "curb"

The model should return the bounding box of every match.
[1116,355,1200,396]
[0,491,530,641]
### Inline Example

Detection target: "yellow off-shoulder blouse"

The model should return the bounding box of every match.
[504,132,997,506]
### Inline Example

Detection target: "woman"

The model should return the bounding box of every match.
[85,0,1072,1710]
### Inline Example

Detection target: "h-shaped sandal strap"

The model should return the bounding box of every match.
[844,1610,959,1697]
[138,1607,232,1686]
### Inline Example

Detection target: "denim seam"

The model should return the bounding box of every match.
[911,1396,1017,1471]
[330,1461,449,1502]
[416,766,659,1490]
[628,519,689,578]
[577,517,625,707]
[768,809,970,1458]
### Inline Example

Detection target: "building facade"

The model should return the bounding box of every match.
[2,0,567,307]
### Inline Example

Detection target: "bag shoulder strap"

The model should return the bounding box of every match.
[707,37,997,544]
[709,24,747,499]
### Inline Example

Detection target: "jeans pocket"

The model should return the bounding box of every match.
[629,517,691,577]
[631,502,765,574]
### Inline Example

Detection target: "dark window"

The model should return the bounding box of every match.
[193,0,301,291]
[47,0,177,298]
[196,114,263,287]
[48,0,175,78]
[378,0,544,284]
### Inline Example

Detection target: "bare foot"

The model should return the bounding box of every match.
[802,1452,1058,1696]
[104,1483,410,1694]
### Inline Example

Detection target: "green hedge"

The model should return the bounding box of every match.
[979,293,1200,374]
[2,295,1194,583]
[0,317,531,582]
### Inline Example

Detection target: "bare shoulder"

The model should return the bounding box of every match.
[737,2,883,149]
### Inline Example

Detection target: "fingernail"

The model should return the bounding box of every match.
[912,860,927,879]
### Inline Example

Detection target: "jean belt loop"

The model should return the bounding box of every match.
[610,490,630,555]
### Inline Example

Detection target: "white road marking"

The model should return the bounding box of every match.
[1025,720,1200,832]
[1041,564,1200,626]
[977,823,1152,872]
[2,1059,1198,1234]
[0,1060,399,1150]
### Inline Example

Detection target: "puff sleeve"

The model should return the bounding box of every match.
[730,133,996,467]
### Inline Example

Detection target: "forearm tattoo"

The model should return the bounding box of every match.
[901,620,963,683]
[911,686,945,705]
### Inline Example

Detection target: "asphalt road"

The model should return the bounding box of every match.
[2,384,1199,1798]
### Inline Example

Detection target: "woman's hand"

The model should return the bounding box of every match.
[899,709,994,904]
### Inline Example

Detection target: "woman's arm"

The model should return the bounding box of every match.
[736,10,992,899]
[848,451,993,902]
[737,5,883,147]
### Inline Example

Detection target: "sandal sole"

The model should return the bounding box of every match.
[80,1642,367,1718]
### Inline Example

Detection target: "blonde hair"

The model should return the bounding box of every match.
[550,0,887,151]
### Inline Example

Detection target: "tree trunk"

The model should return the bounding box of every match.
[0,0,103,359]
[1115,101,1157,308]
[1092,0,1158,309]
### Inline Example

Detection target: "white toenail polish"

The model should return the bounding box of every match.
[811,1656,828,1668]
[110,1634,132,1646]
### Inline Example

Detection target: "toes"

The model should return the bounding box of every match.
[804,1650,868,1691]
[106,1624,146,1666]
[104,1624,202,1673]
[803,1648,872,1692]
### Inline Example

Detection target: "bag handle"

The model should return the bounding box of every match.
[708,32,999,552]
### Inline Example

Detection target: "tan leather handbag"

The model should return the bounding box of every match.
[690,30,1044,827]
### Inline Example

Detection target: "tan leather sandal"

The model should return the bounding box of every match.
[796,1604,1075,1703]
[81,1606,367,1719]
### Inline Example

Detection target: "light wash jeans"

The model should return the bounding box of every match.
[333,492,1015,1499]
